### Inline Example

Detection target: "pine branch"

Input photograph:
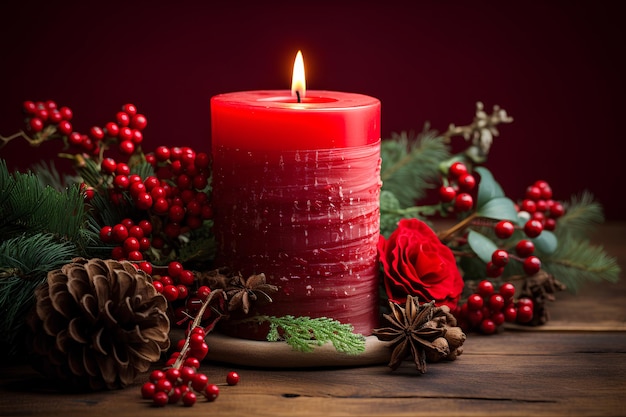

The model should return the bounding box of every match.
[543,237,620,292]
[0,159,89,244]
[0,233,79,355]
[380,131,450,207]
[262,315,366,354]
[557,191,604,239]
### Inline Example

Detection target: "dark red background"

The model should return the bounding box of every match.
[1,1,624,219]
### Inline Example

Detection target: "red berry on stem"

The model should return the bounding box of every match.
[119,140,135,155]
[179,270,195,286]
[191,373,209,392]
[488,293,505,311]
[204,384,219,401]
[523,255,542,275]
[99,225,113,243]
[28,117,44,132]
[116,111,130,127]
[520,199,537,213]
[58,120,72,135]
[101,157,117,174]
[105,122,119,137]
[544,218,556,231]
[68,132,83,146]
[130,113,148,130]
[135,192,153,210]
[155,378,172,393]
[226,371,240,386]
[182,391,197,407]
[152,391,168,406]
[111,224,129,242]
[454,193,473,212]
[525,185,542,201]
[515,239,535,257]
[491,249,509,267]
[195,152,210,169]
[477,280,494,298]
[499,282,516,300]
[457,173,476,191]
[123,237,140,253]
[141,381,156,399]
[467,308,484,326]
[190,342,209,361]
[59,106,73,120]
[150,369,165,384]
[480,318,497,334]
[486,261,504,278]
[467,294,484,310]
[491,311,505,326]
[524,219,543,238]
[122,103,137,116]
[494,220,515,239]
[438,185,456,203]
[517,304,533,323]
[449,161,468,177]
[163,285,179,302]
[23,101,37,114]
[504,305,517,322]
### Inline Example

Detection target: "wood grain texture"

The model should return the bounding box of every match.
[1,222,624,416]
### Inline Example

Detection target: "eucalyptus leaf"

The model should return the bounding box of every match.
[475,166,504,207]
[477,197,518,221]
[532,230,558,254]
[467,230,499,264]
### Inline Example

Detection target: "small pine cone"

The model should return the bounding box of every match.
[27,258,170,390]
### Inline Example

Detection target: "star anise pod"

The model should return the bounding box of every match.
[373,295,450,373]
[224,273,278,314]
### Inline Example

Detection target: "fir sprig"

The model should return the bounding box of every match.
[0,233,79,355]
[543,237,620,291]
[0,159,89,245]
[262,315,366,354]
[380,130,450,207]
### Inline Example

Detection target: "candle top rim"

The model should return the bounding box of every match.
[211,90,379,109]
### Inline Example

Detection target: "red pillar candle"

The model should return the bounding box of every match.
[210,52,381,339]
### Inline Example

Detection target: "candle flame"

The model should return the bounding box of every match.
[291,50,306,100]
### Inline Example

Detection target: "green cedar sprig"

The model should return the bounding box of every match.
[262,315,366,354]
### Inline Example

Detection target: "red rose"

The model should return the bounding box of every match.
[378,218,464,309]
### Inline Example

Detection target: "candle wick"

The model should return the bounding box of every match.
[296,91,301,103]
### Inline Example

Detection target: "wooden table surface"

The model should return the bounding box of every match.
[1,223,625,417]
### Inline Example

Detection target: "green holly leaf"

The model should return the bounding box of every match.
[477,197,518,221]
[475,166,505,207]
[467,230,498,264]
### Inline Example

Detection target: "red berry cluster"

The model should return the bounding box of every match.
[438,161,476,212]
[22,100,74,136]
[132,260,216,329]
[97,147,212,262]
[21,101,213,263]
[518,180,565,231]
[141,325,240,407]
[487,221,542,277]
[453,280,534,334]
[23,100,147,156]
[486,179,565,279]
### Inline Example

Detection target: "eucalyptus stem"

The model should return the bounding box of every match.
[438,212,479,243]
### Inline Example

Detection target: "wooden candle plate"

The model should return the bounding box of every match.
[198,332,390,368]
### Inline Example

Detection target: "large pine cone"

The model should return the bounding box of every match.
[28,258,170,390]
